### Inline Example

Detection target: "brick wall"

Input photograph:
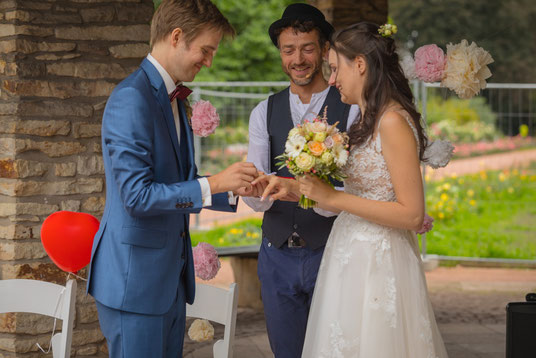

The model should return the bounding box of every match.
[0,0,153,356]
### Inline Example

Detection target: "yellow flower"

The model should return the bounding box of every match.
[530,175,536,182]
[230,228,239,235]
[458,178,465,185]
[507,187,514,194]
[437,201,444,208]
[450,173,458,179]
[246,232,252,238]
[442,183,451,191]
[512,169,519,176]
[520,174,527,180]
[440,193,449,201]
[479,171,488,180]
[218,237,224,244]
[467,189,474,197]
[252,233,260,238]
[498,173,506,182]
[438,212,445,219]
[469,199,476,206]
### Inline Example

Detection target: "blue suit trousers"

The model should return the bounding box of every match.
[95,278,186,358]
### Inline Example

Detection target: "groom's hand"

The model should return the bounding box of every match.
[207,162,258,194]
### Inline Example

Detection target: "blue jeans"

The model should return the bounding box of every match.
[258,236,325,358]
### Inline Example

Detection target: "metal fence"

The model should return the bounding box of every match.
[188,81,536,265]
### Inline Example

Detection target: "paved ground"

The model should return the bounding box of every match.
[183,264,536,358]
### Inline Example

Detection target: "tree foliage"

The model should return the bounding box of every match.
[390,0,536,83]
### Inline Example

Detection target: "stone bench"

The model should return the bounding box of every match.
[217,245,262,310]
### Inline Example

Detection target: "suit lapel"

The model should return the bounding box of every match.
[178,100,196,180]
[141,59,185,178]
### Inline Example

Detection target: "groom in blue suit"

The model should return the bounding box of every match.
[87,1,259,357]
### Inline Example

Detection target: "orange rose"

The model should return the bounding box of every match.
[308,141,326,156]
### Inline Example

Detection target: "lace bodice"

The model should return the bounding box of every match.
[343,109,419,202]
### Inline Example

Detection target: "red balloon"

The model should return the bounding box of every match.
[41,211,100,273]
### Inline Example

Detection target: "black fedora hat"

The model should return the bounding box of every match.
[268,3,334,47]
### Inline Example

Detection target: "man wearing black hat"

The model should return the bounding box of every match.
[242,3,360,357]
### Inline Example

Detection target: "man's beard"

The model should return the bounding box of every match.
[284,61,321,86]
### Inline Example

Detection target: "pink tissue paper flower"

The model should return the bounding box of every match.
[416,214,434,235]
[191,100,220,137]
[192,242,221,281]
[414,44,446,82]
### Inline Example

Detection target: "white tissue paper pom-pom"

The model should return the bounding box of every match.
[424,140,454,169]
[188,319,214,342]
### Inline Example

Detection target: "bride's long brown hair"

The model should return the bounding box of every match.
[331,22,427,160]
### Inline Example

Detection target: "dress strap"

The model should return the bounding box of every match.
[374,109,419,153]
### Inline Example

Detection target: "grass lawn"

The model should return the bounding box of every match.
[192,163,536,260]
[423,164,536,259]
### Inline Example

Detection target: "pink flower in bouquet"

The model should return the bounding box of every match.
[192,242,220,280]
[191,100,220,137]
[416,214,434,235]
[414,44,446,82]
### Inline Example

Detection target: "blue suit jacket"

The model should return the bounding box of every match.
[87,58,236,315]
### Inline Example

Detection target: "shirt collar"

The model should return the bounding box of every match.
[147,53,177,96]
[289,85,330,104]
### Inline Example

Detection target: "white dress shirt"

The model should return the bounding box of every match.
[243,86,360,214]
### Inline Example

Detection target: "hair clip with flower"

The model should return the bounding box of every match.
[378,23,397,37]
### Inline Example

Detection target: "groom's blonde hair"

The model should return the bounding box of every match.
[150,0,235,49]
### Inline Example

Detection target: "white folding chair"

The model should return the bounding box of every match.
[0,279,77,358]
[187,282,239,358]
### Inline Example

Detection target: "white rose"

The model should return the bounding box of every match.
[311,121,327,133]
[295,153,315,172]
[188,319,214,342]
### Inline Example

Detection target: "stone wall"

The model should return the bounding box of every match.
[0,0,152,356]
[308,0,388,29]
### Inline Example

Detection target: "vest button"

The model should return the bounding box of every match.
[293,224,298,229]
[268,242,272,247]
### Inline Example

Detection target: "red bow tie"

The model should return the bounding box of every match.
[169,84,192,102]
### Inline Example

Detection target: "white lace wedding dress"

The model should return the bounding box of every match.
[301,110,448,358]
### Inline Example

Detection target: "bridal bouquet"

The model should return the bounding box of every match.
[401,40,494,99]
[276,107,349,209]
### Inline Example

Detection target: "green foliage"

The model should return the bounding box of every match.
[424,95,500,143]
[390,0,536,83]
[195,0,300,81]
[190,218,262,247]
[424,164,536,259]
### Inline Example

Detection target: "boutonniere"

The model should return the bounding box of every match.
[190,100,220,137]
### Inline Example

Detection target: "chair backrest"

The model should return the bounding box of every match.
[186,283,239,358]
[0,279,77,358]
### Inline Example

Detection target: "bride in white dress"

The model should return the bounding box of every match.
[294,22,449,357]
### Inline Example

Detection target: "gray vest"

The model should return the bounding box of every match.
[262,87,350,250]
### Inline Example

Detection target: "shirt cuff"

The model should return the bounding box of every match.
[198,177,212,207]
[228,191,238,205]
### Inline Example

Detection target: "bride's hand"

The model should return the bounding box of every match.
[298,174,336,203]
[252,175,299,202]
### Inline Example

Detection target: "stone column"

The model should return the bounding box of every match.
[308,0,388,30]
[0,0,152,356]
